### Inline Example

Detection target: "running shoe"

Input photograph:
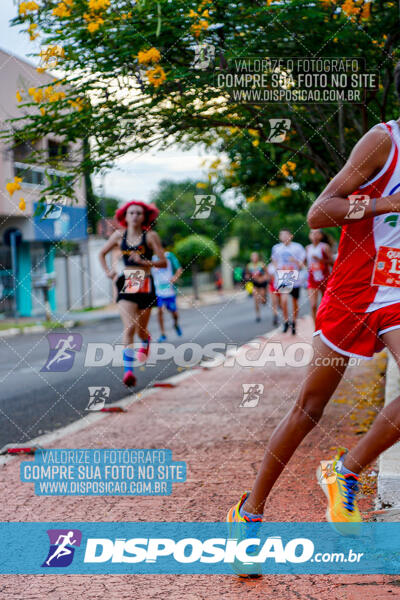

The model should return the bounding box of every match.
[226,492,262,578]
[174,324,182,336]
[158,334,167,342]
[137,335,151,363]
[123,370,136,387]
[291,321,296,335]
[316,448,362,536]
[282,321,289,333]
[272,315,279,326]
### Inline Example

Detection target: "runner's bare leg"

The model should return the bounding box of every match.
[243,335,348,514]
[343,328,400,473]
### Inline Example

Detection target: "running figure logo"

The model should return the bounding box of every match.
[345,194,370,220]
[192,195,216,219]
[86,386,110,411]
[276,269,299,293]
[41,333,82,372]
[122,269,145,294]
[192,43,215,70]
[240,384,264,408]
[267,118,291,143]
[42,529,82,567]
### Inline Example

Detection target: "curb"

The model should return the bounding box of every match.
[377,350,400,511]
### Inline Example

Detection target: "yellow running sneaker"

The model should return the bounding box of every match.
[226,492,262,578]
[316,448,362,536]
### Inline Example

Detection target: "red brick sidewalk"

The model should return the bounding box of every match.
[0,316,397,599]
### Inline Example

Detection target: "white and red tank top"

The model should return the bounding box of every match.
[306,242,330,283]
[325,119,400,313]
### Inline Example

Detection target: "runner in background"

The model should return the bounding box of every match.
[245,252,269,322]
[271,229,306,335]
[306,229,334,322]
[267,262,281,326]
[99,200,166,387]
[152,243,183,343]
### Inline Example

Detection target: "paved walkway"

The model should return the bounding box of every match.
[0,316,396,599]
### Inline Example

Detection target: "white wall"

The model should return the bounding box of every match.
[55,236,114,314]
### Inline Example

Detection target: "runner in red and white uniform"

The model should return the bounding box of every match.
[267,262,281,326]
[306,229,333,322]
[226,69,400,541]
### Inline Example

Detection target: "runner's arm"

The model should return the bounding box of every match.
[307,126,400,228]
[142,231,168,268]
[98,231,122,279]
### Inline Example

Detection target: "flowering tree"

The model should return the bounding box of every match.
[3,0,400,213]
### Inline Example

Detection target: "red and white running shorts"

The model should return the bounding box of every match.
[314,295,400,359]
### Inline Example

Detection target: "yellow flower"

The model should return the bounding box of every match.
[287,161,296,171]
[19,198,26,211]
[137,47,161,65]
[146,65,166,87]
[248,129,259,137]
[196,182,208,189]
[16,90,23,102]
[281,164,290,177]
[246,196,255,203]
[19,1,39,16]
[28,23,39,40]
[310,168,316,174]
[270,179,277,186]
[28,87,36,96]
[252,139,259,147]
[361,2,371,19]
[6,177,22,196]
[40,107,46,115]
[33,89,43,102]
[52,1,72,18]
[69,97,84,111]
[282,188,292,197]
[36,66,45,73]
[341,0,359,16]
[87,20,103,32]
[188,9,198,17]
[88,0,110,11]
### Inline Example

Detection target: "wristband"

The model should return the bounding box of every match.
[371,197,376,216]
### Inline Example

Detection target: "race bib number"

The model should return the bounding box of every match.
[123,270,151,294]
[372,246,400,288]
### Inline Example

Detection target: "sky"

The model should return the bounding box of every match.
[0,0,211,203]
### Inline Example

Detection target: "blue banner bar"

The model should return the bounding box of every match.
[1,522,400,574]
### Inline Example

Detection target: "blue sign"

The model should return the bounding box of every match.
[33,204,88,241]
[1,522,400,574]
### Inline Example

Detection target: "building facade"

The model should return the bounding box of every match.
[0,47,88,317]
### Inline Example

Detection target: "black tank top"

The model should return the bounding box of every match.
[121,230,153,266]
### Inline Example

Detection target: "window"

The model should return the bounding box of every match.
[48,139,69,160]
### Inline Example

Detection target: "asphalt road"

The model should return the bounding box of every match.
[0,292,309,447]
